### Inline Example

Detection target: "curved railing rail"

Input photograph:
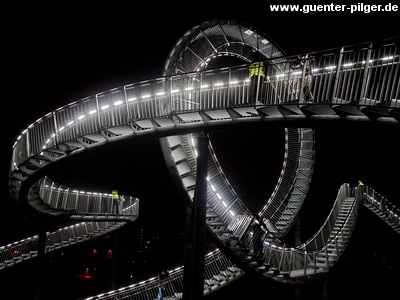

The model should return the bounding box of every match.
[362,185,400,233]
[10,38,399,182]
[3,182,398,296]
[82,183,400,299]
[1,179,139,270]
[6,26,400,298]
[300,184,356,250]
[85,249,243,300]
[231,183,360,282]
[0,221,124,271]
[33,177,139,221]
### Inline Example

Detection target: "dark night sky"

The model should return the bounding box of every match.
[2,1,400,299]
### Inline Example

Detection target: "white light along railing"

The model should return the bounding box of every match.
[362,185,400,226]
[85,249,241,300]
[39,177,139,217]
[264,183,359,277]
[0,221,122,270]
[234,183,360,278]
[11,40,399,174]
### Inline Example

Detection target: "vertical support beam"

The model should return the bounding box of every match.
[123,86,132,121]
[331,47,344,103]
[183,132,209,300]
[359,43,373,105]
[52,111,59,145]
[95,94,102,129]
[299,54,309,103]
[168,77,174,116]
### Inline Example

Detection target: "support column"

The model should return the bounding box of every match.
[183,132,209,300]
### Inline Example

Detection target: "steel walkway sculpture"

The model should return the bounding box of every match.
[5,20,400,299]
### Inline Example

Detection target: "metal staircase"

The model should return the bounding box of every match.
[83,183,399,298]
[361,186,400,234]
[5,19,399,299]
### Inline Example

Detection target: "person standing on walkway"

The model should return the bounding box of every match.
[112,189,120,214]
[291,55,315,103]
[155,269,169,300]
[248,51,266,105]
[251,215,268,261]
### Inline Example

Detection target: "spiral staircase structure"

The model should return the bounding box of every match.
[4,20,399,299]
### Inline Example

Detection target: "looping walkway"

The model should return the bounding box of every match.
[6,20,400,298]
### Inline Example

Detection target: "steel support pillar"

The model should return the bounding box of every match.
[183,132,208,300]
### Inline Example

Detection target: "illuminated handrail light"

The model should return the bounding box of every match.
[11,48,400,154]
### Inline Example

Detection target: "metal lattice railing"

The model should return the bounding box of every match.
[85,249,242,300]
[10,39,399,177]
[38,177,139,217]
[0,221,123,271]
[227,183,360,280]
[362,185,400,232]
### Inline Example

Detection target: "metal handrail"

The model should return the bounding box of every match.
[6,38,400,292]
[362,185,400,228]
[298,184,354,250]
[10,39,399,176]
[231,183,360,278]
[0,221,123,271]
[38,177,139,217]
[85,249,242,300]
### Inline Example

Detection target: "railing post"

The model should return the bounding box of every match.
[331,47,344,104]
[49,180,54,207]
[299,54,308,103]
[123,86,132,121]
[169,77,174,116]
[26,129,31,159]
[95,94,102,129]
[199,72,204,111]
[359,43,373,105]
[52,111,59,145]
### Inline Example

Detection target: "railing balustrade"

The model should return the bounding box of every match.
[0,221,123,270]
[39,177,139,217]
[362,185,400,226]
[85,249,242,300]
[11,39,399,176]
[228,183,361,278]
[6,37,400,295]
